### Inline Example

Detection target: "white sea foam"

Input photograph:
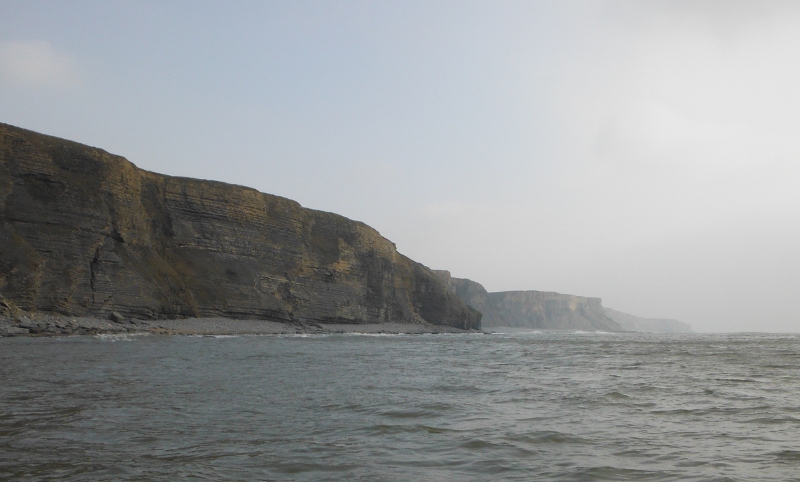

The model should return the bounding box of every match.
[489,330,543,336]
[278,333,333,338]
[343,332,407,337]
[94,333,148,342]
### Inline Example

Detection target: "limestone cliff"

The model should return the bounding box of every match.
[0,123,480,330]
[434,271,622,331]
[604,308,691,333]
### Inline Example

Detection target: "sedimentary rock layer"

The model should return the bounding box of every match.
[434,270,622,331]
[0,123,480,329]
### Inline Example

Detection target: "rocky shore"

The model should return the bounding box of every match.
[0,312,481,337]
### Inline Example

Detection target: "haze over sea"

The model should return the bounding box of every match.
[3,331,800,481]
[4,1,800,333]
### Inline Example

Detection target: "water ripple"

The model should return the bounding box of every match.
[2,332,800,480]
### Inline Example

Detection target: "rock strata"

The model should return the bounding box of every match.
[0,123,480,331]
[434,270,623,331]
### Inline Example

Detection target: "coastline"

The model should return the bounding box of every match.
[0,313,482,337]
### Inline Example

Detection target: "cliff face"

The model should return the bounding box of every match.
[604,308,691,333]
[0,123,480,329]
[434,271,622,331]
[432,270,488,312]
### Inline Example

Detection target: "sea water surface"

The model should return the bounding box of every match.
[2,331,800,481]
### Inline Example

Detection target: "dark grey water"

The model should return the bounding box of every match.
[2,331,800,481]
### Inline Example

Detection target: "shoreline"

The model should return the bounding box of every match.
[0,312,483,337]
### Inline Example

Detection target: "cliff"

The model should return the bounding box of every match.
[604,308,691,333]
[0,123,480,330]
[434,271,622,331]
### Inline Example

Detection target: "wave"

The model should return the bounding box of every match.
[94,333,149,342]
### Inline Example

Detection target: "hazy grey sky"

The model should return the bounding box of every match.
[2,0,799,332]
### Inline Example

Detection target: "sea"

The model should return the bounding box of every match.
[2,331,800,481]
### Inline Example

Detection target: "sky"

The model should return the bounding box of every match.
[2,0,800,332]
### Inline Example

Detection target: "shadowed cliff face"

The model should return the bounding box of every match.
[0,123,480,329]
[434,270,621,331]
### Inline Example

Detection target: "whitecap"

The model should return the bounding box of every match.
[94,333,148,342]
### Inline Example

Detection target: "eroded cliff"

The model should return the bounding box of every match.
[0,123,480,330]
[434,270,622,331]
